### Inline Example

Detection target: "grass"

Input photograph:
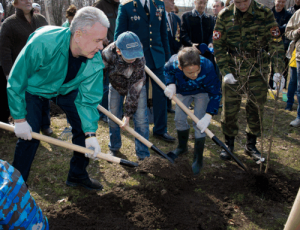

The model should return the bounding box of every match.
[0,92,299,229]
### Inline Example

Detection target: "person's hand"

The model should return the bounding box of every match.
[208,43,213,48]
[273,76,285,92]
[297,28,300,34]
[103,37,110,46]
[224,73,237,84]
[196,114,212,133]
[192,43,199,50]
[85,136,101,160]
[273,73,282,83]
[6,75,9,80]
[14,120,32,140]
[120,116,130,130]
[164,84,176,99]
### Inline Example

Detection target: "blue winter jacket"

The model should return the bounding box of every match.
[164,54,221,115]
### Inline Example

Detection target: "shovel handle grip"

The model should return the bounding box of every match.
[145,66,214,139]
[97,105,153,148]
[0,122,124,165]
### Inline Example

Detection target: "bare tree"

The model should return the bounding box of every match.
[51,0,67,26]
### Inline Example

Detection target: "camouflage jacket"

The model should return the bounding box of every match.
[213,0,285,78]
[102,42,146,118]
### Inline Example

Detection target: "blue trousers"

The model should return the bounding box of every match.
[108,85,150,159]
[287,67,298,107]
[12,90,89,182]
[295,63,300,118]
[146,66,168,135]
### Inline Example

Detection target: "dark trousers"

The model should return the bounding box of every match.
[146,66,168,135]
[98,71,109,119]
[0,66,10,123]
[12,90,89,182]
[41,100,51,130]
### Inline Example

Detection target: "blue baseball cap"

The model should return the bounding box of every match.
[116,32,144,60]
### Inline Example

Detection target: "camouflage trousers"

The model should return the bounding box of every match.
[221,75,268,137]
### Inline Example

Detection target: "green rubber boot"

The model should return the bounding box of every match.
[173,129,190,156]
[192,137,205,175]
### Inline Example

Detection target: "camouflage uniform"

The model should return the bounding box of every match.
[213,0,285,137]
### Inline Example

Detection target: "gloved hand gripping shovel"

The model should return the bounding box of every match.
[0,122,138,168]
[97,105,176,163]
[144,66,251,172]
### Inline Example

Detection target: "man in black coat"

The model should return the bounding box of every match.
[180,0,214,50]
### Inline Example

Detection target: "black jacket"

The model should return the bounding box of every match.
[287,4,300,15]
[180,9,214,47]
[166,12,182,55]
[272,7,292,50]
[94,0,119,43]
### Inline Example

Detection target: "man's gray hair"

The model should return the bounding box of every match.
[70,6,110,35]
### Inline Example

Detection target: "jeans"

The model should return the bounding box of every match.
[108,84,150,159]
[98,71,109,120]
[175,93,209,139]
[146,66,168,135]
[12,90,89,182]
[295,62,300,118]
[287,67,297,107]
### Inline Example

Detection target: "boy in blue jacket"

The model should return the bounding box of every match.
[164,47,221,175]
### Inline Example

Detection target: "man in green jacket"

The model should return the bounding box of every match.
[7,6,109,191]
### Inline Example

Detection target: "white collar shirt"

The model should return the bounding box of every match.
[139,0,150,13]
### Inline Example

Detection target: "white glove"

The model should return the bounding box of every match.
[224,74,237,84]
[164,84,176,99]
[14,121,32,140]
[85,136,101,160]
[273,73,282,83]
[196,114,212,133]
[273,76,285,92]
[120,116,130,130]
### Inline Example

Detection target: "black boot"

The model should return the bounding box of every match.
[173,129,189,156]
[192,137,205,175]
[220,135,234,161]
[244,133,262,161]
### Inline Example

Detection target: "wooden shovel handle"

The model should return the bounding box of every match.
[97,105,153,148]
[0,122,122,164]
[145,66,214,139]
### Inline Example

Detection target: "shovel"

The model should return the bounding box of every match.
[144,66,255,172]
[97,105,176,163]
[0,122,138,168]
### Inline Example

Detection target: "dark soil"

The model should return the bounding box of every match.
[50,101,65,117]
[47,156,300,230]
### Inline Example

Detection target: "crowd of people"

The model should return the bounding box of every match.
[0,0,299,227]
[0,0,298,200]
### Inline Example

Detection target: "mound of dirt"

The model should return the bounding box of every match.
[136,156,193,179]
[46,163,299,230]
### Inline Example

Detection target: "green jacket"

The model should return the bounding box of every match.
[62,20,70,28]
[7,26,104,133]
[213,0,285,77]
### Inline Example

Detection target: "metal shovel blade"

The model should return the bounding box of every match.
[150,145,176,163]
[120,159,139,167]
